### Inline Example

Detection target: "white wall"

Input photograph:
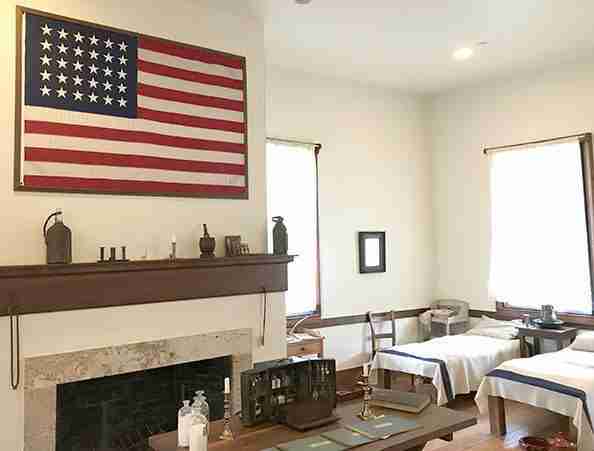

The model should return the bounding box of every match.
[0,2,282,450]
[430,59,594,311]
[315,318,420,370]
[266,66,433,368]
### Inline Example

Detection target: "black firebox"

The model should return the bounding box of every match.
[55,356,231,451]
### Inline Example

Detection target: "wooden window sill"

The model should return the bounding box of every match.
[286,312,321,330]
[495,302,594,329]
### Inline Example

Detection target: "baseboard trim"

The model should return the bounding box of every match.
[469,309,495,318]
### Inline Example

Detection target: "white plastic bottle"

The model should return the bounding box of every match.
[177,400,192,447]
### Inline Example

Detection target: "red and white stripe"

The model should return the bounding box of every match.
[22,34,247,197]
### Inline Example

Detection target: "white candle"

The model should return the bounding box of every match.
[171,234,177,244]
[189,423,207,451]
[363,363,369,377]
[224,377,231,394]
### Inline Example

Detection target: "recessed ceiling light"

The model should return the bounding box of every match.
[295,0,312,4]
[452,47,474,61]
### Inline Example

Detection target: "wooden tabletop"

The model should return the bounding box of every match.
[516,325,578,338]
[149,400,476,451]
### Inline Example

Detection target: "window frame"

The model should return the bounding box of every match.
[266,138,322,320]
[487,133,594,316]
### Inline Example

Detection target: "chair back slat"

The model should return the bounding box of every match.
[367,310,397,358]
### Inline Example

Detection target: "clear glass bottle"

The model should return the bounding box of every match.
[191,391,210,435]
[177,400,192,447]
[189,409,208,451]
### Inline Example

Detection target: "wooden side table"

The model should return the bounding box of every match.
[517,326,577,357]
[287,335,324,358]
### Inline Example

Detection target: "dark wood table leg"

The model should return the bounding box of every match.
[562,415,578,442]
[520,336,527,357]
[533,337,541,355]
[379,369,392,389]
[488,395,507,436]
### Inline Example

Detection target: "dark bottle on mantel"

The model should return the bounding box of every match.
[43,210,72,264]
[272,216,288,255]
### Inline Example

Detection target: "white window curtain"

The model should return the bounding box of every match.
[266,139,318,316]
[488,139,592,313]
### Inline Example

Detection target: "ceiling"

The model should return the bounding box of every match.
[248,0,594,94]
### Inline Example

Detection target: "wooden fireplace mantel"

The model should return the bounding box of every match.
[0,254,294,317]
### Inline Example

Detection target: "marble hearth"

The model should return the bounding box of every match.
[23,328,253,451]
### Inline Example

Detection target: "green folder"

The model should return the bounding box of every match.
[343,414,420,440]
[320,428,374,447]
[276,435,348,451]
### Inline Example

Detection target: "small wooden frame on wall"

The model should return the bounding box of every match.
[358,231,386,273]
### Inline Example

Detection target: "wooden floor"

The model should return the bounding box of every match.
[422,394,566,451]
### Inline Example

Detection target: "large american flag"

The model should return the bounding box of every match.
[18,11,247,198]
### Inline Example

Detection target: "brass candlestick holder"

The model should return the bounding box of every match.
[219,392,234,440]
[357,375,375,421]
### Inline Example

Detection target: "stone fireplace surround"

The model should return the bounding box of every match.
[23,328,253,451]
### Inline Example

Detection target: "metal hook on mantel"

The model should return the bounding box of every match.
[9,303,21,390]
[260,286,268,347]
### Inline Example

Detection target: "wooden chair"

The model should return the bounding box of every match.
[368,311,398,389]
[368,311,397,358]
[368,311,418,390]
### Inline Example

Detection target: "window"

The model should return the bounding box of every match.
[266,139,321,317]
[488,135,594,314]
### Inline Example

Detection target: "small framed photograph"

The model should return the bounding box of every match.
[358,231,386,273]
[225,235,242,257]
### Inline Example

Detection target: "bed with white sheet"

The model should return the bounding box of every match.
[476,335,594,451]
[371,317,521,406]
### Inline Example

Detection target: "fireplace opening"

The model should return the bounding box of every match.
[55,356,231,451]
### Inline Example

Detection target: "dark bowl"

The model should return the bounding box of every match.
[519,436,550,451]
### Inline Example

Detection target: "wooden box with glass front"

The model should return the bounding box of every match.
[240,357,336,430]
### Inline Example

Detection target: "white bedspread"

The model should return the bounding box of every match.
[475,349,594,451]
[372,335,520,406]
